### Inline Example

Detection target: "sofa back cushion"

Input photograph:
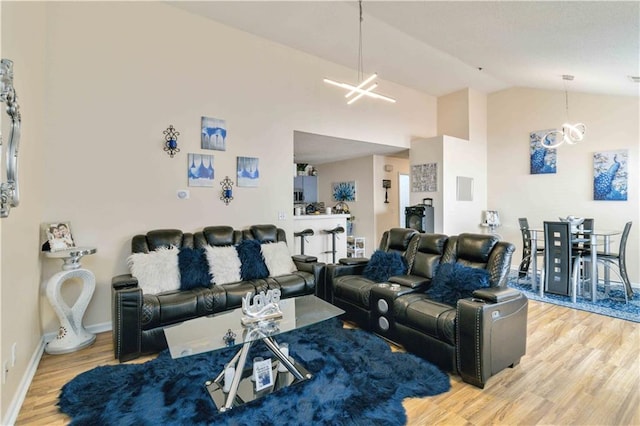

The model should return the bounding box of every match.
[243,224,286,243]
[132,229,193,253]
[379,228,418,254]
[408,233,448,279]
[442,233,515,287]
[194,226,242,249]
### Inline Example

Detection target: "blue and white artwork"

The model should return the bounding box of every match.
[201,116,227,151]
[594,150,628,201]
[530,129,557,174]
[333,181,356,201]
[237,156,259,187]
[188,153,214,187]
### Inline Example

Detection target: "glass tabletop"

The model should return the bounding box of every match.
[164,295,344,359]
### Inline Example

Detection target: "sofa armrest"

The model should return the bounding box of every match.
[388,275,430,290]
[112,273,139,290]
[472,287,521,303]
[112,284,143,362]
[339,257,369,266]
[456,293,528,388]
[292,254,318,263]
[324,262,369,302]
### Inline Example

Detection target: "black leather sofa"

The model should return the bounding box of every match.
[326,228,527,388]
[112,224,322,362]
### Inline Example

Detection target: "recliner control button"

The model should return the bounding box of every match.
[378,316,389,331]
[377,299,388,313]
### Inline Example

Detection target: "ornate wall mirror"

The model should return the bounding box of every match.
[0,59,21,218]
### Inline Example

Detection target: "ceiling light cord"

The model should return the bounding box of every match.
[322,0,396,104]
[358,0,363,83]
[541,75,585,149]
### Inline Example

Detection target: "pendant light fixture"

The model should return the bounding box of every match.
[541,75,586,149]
[323,0,396,105]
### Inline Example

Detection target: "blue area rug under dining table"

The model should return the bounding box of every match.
[507,271,639,323]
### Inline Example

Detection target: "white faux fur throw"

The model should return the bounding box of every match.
[127,246,180,294]
[261,241,297,277]
[205,245,242,285]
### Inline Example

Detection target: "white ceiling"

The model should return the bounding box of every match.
[169,1,640,164]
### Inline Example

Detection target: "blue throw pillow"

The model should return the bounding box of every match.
[236,239,269,280]
[363,250,408,283]
[426,263,490,306]
[178,248,211,290]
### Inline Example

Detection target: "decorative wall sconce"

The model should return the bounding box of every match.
[220,176,234,205]
[1,59,21,218]
[382,179,391,204]
[162,125,180,158]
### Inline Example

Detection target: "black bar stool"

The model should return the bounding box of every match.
[293,229,314,255]
[323,226,345,263]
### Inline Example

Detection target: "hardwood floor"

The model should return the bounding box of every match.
[16,300,640,425]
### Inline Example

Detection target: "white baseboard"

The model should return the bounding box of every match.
[2,338,45,426]
[3,322,112,426]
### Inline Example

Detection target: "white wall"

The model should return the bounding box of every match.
[410,135,487,236]
[488,87,639,283]
[1,2,437,418]
[1,2,48,420]
[373,155,410,243]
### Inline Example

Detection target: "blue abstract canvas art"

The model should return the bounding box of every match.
[237,156,259,187]
[201,116,227,151]
[594,150,628,201]
[333,181,356,201]
[529,129,557,174]
[188,153,214,187]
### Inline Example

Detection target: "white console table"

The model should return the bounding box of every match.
[43,247,97,354]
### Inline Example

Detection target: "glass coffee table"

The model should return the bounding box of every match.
[163,294,344,412]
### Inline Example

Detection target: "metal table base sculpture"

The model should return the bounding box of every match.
[44,247,97,354]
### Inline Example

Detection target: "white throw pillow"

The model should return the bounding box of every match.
[127,246,180,294]
[205,245,242,285]
[261,241,297,277]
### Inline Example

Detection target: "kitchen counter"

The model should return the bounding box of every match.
[293,214,350,263]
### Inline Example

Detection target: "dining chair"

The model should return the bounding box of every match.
[518,218,544,281]
[597,221,633,302]
[543,221,586,302]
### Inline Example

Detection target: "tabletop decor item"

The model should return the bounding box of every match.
[44,222,76,252]
[241,289,283,325]
[559,215,584,233]
[162,125,180,158]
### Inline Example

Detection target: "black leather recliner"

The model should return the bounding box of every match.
[112,224,322,362]
[326,229,528,388]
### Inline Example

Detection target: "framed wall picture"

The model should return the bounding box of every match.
[529,129,557,174]
[332,181,356,201]
[411,163,437,192]
[594,150,628,201]
[45,222,75,252]
[188,153,215,187]
[201,116,227,151]
[237,156,259,187]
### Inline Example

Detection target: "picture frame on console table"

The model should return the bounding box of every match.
[44,221,76,252]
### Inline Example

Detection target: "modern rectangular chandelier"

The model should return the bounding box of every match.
[323,1,396,105]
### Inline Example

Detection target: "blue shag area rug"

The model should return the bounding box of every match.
[508,271,639,323]
[58,318,450,425]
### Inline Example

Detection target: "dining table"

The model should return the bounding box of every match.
[528,226,622,302]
